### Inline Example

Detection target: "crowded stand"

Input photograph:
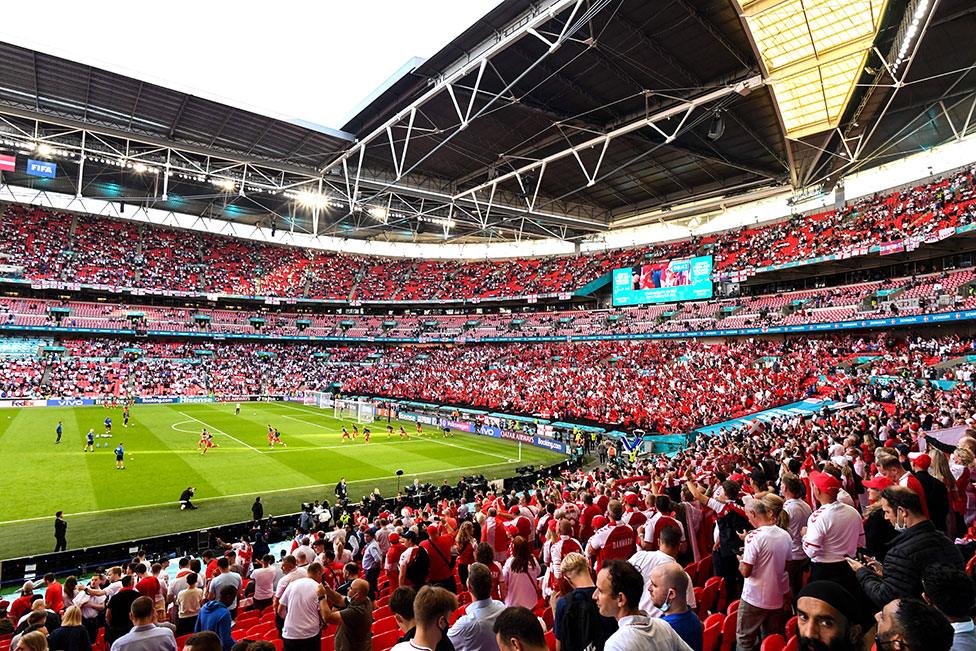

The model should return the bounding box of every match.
[3,331,976,651]
[1,166,975,303]
[1,333,974,433]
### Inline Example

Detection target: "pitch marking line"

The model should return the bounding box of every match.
[171,420,201,434]
[175,411,263,454]
[0,460,517,525]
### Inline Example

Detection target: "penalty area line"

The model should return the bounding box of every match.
[175,411,263,454]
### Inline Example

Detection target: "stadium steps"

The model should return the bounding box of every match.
[933,356,974,371]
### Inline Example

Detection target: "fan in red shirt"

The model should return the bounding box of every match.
[133,563,160,599]
[44,574,64,614]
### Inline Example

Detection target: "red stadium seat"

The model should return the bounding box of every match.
[702,613,723,651]
[545,629,557,651]
[785,636,798,651]
[719,612,737,651]
[786,615,797,640]
[762,634,786,651]
[374,615,399,634]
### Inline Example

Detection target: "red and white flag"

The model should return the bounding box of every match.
[0,154,15,172]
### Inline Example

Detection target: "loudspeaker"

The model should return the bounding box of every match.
[707,112,725,141]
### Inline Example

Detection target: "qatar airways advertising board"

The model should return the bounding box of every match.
[612,255,713,306]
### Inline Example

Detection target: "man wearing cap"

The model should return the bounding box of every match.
[908,452,949,532]
[795,582,865,651]
[861,475,897,561]
[385,532,406,587]
[361,528,382,599]
[398,531,429,589]
[802,470,864,598]
[849,485,963,610]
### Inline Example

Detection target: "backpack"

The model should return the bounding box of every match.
[557,588,610,651]
[404,546,430,588]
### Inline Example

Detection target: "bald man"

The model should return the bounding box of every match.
[649,563,703,651]
[320,577,373,651]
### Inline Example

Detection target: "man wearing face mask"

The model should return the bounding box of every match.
[848,486,963,611]
[874,597,954,651]
[390,586,457,651]
[649,563,702,651]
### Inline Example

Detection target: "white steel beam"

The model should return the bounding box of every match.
[457,76,765,200]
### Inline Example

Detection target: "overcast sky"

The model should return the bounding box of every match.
[0,1,503,131]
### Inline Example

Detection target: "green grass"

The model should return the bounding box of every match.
[0,402,564,560]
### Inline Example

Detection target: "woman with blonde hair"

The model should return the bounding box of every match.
[14,631,48,651]
[47,606,90,651]
[951,446,976,525]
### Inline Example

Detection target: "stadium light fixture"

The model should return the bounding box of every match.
[35,143,53,157]
[367,206,388,222]
[212,178,236,192]
[296,190,330,209]
[133,163,148,174]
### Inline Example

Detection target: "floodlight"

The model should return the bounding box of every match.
[36,143,53,157]
[368,206,388,222]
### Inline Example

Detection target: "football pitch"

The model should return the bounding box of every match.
[0,401,565,560]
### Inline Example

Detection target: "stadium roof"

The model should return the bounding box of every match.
[0,0,973,245]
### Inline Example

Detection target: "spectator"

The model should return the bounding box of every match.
[10,583,37,624]
[175,573,203,636]
[781,474,812,596]
[686,479,750,600]
[207,558,241,616]
[803,471,863,599]
[250,556,276,612]
[105,576,140,645]
[493,606,547,651]
[860,475,897,562]
[388,587,428,648]
[455,522,477,588]
[0,602,14,636]
[737,494,792,651]
[44,574,64,614]
[629,525,694,617]
[361,528,383,599]
[195,585,236,651]
[399,531,429,590]
[14,601,60,634]
[795,582,864,651]
[877,453,930,519]
[272,555,305,634]
[318,579,373,651]
[11,612,48,651]
[448,563,506,651]
[14,631,48,651]
[390,586,456,651]
[909,452,950,532]
[501,537,541,609]
[278,563,329,651]
[585,500,635,570]
[649,563,702,651]
[553,552,615,651]
[875,598,954,651]
[921,564,976,651]
[421,524,458,593]
[385,533,406,588]
[109,596,176,651]
[47,606,91,651]
[182,632,222,651]
[592,559,690,651]
[850,486,963,609]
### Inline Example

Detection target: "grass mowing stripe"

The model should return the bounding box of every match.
[0,459,518,525]
[175,410,263,454]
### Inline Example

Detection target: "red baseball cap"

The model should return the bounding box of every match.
[389,533,400,544]
[591,515,608,530]
[862,475,894,490]
[809,471,842,494]
[624,492,639,506]
[908,452,931,470]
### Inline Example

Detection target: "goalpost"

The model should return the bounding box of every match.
[334,398,376,424]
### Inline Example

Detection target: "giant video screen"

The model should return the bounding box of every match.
[612,255,713,306]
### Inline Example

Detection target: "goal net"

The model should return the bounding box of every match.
[304,391,334,409]
[334,398,375,424]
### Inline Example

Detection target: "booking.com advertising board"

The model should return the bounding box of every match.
[612,255,714,306]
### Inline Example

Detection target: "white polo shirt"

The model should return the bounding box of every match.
[741,525,792,610]
[802,501,864,563]
[279,577,323,640]
[605,614,692,651]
